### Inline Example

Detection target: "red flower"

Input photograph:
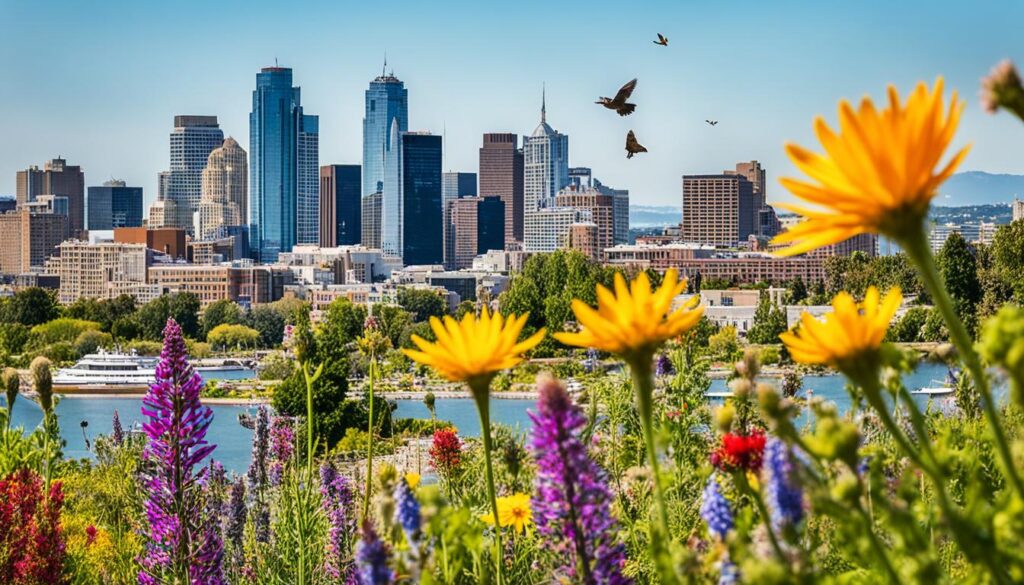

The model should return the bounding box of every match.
[711,431,767,472]
[428,428,462,477]
[0,469,66,584]
[85,524,98,546]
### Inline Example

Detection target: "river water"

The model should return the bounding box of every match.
[5,362,965,473]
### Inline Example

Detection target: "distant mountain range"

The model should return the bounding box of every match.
[630,172,1024,227]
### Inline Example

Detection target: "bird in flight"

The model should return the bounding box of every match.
[625,131,648,159]
[705,119,718,126]
[654,33,668,46]
[595,78,638,116]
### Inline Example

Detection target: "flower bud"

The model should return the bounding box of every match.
[981,59,1024,119]
[30,356,53,414]
[716,403,736,433]
[728,378,753,399]
[757,384,782,417]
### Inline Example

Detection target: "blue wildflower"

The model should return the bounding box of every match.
[393,476,421,548]
[356,521,393,585]
[764,438,804,531]
[700,474,733,539]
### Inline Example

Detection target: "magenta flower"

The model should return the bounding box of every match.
[529,378,632,585]
[269,416,295,486]
[138,318,225,585]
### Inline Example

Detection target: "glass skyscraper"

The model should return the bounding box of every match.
[249,67,317,262]
[319,164,362,247]
[382,122,442,265]
[523,94,569,252]
[157,116,224,232]
[362,69,408,199]
[87,180,143,230]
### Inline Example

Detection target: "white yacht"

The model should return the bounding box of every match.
[53,348,159,390]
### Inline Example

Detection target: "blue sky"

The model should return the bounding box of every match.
[1,0,1022,207]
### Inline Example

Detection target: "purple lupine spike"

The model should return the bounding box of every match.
[248,405,270,489]
[529,377,632,585]
[700,474,733,540]
[224,478,247,548]
[269,416,295,486]
[356,520,393,585]
[138,318,225,585]
[111,409,124,446]
[393,476,421,548]
[655,353,673,377]
[763,438,804,531]
[321,462,357,580]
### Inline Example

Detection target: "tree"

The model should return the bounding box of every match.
[937,231,981,334]
[922,307,949,342]
[786,277,808,305]
[28,318,101,349]
[0,288,61,327]
[246,305,286,348]
[887,307,928,343]
[746,293,788,344]
[991,219,1024,302]
[708,325,740,362]
[73,329,112,357]
[397,288,446,322]
[200,300,243,338]
[375,305,413,349]
[453,300,475,320]
[399,321,435,350]
[207,324,260,349]
[319,298,366,350]
[137,293,201,340]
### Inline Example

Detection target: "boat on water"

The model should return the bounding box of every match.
[910,368,958,397]
[53,348,251,393]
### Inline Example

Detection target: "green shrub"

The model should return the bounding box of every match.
[29,318,101,349]
[73,330,112,357]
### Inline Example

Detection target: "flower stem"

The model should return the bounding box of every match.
[903,230,1024,499]
[737,471,786,561]
[629,358,672,544]
[363,354,376,522]
[475,393,505,585]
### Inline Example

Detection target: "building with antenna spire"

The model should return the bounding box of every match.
[362,63,408,202]
[522,86,569,252]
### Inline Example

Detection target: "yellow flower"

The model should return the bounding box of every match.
[404,472,421,489]
[772,78,969,256]
[555,269,703,358]
[480,493,533,533]
[402,306,545,385]
[780,287,901,370]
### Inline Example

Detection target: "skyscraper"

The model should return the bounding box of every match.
[196,137,248,240]
[479,133,524,247]
[16,158,85,237]
[361,191,383,249]
[153,116,224,232]
[320,164,361,247]
[442,172,477,207]
[250,66,317,262]
[443,195,505,270]
[87,180,143,230]
[681,174,758,246]
[362,68,408,199]
[382,122,442,265]
[523,92,569,252]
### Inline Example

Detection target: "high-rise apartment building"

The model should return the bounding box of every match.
[0,209,69,275]
[443,196,505,270]
[382,123,443,265]
[681,174,758,246]
[16,158,85,237]
[567,167,629,244]
[523,95,569,252]
[152,116,224,232]
[320,165,362,247]
[87,180,143,230]
[196,137,248,240]
[361,192,383,249]
[567,222,600,261]
[363,68,409,199]
[554,187,615,253]
[45,241,150,303]
[528,206,589,253]
[250,66,318,262]
[479,133,523,245]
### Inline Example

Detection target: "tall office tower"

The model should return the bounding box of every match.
[87,180,143,230]
[680,174,758,246]
[479,133,524,245]
[361,191,383,249]
[297,115,320,244]
[443,196,505,270]
[362,67,409,199]
[382,122,442,265]
[153,116,224,232]
[566,167,629,244]
[523,93,569,252]
[442,172,477,207]
[250,66,316,262]
[320,165,361,247]
[727,160,773,235]
[196,137,248,240]
[16,158,85,236]
[554,187,615,253]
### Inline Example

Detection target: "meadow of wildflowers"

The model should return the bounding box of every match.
[3,67,1024,584]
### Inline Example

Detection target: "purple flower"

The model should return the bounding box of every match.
[224,478,247,548]
[655,353,674,377]
[247,405,270,490]
[138,318,225,585]
[269,416,295,486]
[393,476,421,548]
[111,409,124,446]
[355,521,392,585]
[763,438,804,531]
[529,378,632,585]
[718,558,740,585]
[700,474,733,540]
[321,462,357,580]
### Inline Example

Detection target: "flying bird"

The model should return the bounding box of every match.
[654,33,669,46]
[706,119,718,126]
[625,131,647,159]
[595,78,638,116]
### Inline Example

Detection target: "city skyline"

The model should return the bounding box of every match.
[2,0,1022,209]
